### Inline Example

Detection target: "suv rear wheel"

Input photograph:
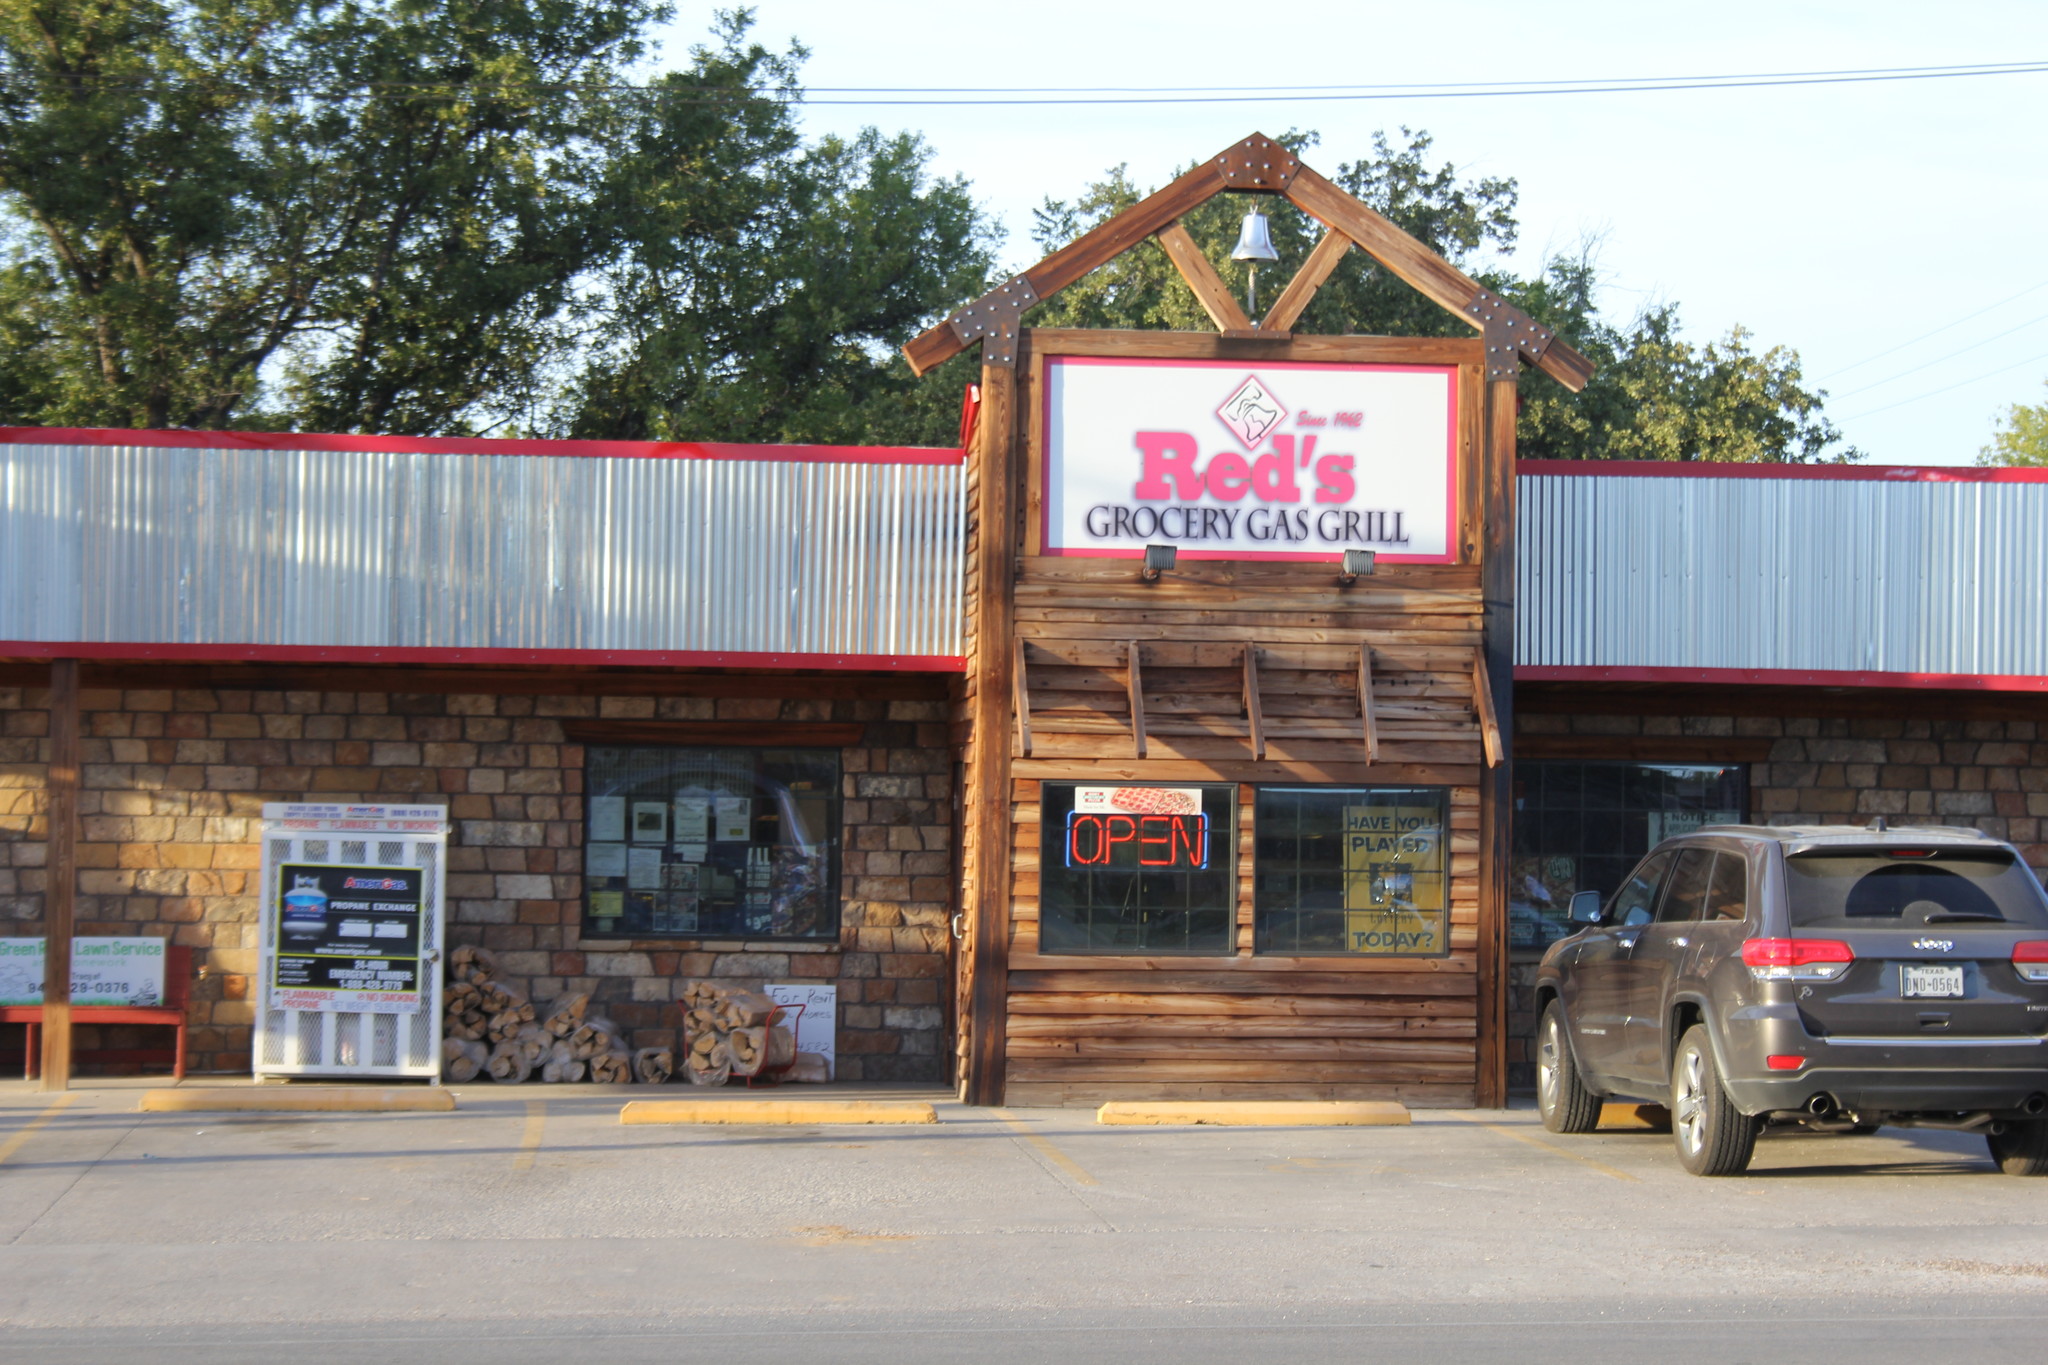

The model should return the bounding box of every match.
[1987,1120,2048,1176]
[1537,1000,1601,1134]
[1672,1024,1757,1176]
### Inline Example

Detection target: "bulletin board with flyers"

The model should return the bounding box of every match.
[581,746,840,942]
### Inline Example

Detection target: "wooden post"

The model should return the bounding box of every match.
[963,362,1019,1107]
[1476,379,1518,1110]
[40,658,80,1092]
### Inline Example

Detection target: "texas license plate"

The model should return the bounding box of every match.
[1901,964,1965,998]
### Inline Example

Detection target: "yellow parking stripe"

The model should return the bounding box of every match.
[513,1100,546,1172]
[1447,1112,1640,1182]
[0,1094,77,1166]
[995,1108,1099,1187]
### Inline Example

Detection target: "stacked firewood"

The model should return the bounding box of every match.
[440,944,673,1085]
[680,980,800,1086]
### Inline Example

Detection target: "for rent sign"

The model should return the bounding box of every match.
[1041,356,1458,562]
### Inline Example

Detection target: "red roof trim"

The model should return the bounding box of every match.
[1515,665,2048,694]
[1517,459,2048,484]
[0,426,962,466]
[0,641,967,672]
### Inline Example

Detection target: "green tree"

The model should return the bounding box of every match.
[0,3,995,442]
[0,0,671,432]
[1979,383,2048,466]
[1029,131,1852,463]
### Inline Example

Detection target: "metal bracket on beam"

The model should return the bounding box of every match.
[945,274,1039,369]
[1214,134,1301,193]
[1466,288,1556,383]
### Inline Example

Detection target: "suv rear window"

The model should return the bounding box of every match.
[1785,849,2048,930]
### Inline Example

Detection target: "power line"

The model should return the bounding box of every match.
[1830,310,2048,400]
[1820,278,2048,381]
[1,58,2042,105]
[1838,348,2048,422]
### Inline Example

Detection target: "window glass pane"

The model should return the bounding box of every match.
[1704,851,1749,921]
[1610,851,1673,928]
[583,746,840,941]
[1657,847,1715,923]
[1785,852,2048,930]
[1509,762,1748,951]
[1254,787,1451,957]
[1039,783,1236,954]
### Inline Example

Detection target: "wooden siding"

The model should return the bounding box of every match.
[956,329,1500,1106]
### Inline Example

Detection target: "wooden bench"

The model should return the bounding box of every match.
[0,945,193,1080]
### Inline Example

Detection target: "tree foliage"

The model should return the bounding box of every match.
[1979,383,2048,467]
[1030,130,1853,463]
[0,3,995,441]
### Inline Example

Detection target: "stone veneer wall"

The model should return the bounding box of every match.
[0,683,954,1078]
[1504,709,2048,1090]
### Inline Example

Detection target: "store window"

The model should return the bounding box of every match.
[1255,786,1451,957]
[1038,783,1236,954]
[1510,761,1747,951]
[583,747,840,941]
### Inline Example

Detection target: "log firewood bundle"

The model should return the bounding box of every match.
[589,1049,633,1085]
[448,944,500,986]
[541,1039,585,1084]
[681,980,799,1081]
[634,1046,675,1085]
[726,1022,797,1078]
[683,1030,731,1086]
[486,1037,534,1083]
[569,1017,620,1061]
[539,993,590,1038]
[442,1037,487,1083]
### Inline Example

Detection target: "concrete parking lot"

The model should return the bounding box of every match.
[3,1079,2047,1362]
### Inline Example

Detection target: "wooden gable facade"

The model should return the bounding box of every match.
[908,135,1593,1108]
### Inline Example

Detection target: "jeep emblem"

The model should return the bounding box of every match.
[1911,938,1954,952]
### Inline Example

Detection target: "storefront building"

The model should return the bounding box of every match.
[3,135,2044,1100]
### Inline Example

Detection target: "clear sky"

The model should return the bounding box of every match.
[652,1,2048,468]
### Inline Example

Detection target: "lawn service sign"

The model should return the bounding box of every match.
[1042,356,1458,562]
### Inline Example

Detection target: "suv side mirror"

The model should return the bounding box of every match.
[1568,890,1606,926]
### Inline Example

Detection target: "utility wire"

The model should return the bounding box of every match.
[1839,348,2048,422]
[1820,278,2048,381]
[1831,311,2048,400]
[1,58,2042,104]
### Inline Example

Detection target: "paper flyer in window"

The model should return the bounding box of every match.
[714,797,752,841]
[673,796,711,842]
[589,889,623,921]
[586,843,628,878]
[588,795,626,842]
[630,801,668,843]
[1341,804,1448,955]
[671,842,708,864]
[627,845,664,890]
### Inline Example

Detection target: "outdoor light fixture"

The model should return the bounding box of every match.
[1337,548,1376,586]
[1231,209,1280,319]
[1141,543,1178,581]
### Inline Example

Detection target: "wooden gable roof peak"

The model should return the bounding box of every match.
[904,132,1593,392]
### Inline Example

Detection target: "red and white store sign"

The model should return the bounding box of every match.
[1041,356,1458,562]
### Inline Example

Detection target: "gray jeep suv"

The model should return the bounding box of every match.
[1534,823,2048,1176]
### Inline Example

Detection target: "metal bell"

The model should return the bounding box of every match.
[1230,209,1280,263]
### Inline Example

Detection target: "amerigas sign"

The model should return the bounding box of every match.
[1042,356,1458,563]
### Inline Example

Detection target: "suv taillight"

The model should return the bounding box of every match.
[1742,938,1854,982]
[2014,942,2048,983]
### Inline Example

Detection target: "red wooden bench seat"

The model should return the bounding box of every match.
[0,945,193,1080]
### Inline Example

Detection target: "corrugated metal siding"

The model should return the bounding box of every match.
[0,442,964,658]
[1518,472,2048,677]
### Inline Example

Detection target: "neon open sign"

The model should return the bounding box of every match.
[1065,811,1211,869]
